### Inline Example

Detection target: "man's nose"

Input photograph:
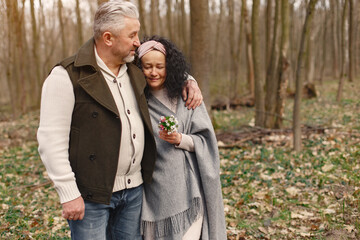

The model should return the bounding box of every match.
[134,36,140,47]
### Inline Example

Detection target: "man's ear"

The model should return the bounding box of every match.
[102,31,114,47]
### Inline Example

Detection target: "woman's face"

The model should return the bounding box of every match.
[141,50,166,91]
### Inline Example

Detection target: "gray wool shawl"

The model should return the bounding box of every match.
[141,94,227,240]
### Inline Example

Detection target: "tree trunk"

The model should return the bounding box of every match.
[275,0,290,129]
[190,0,211,109]
[356,0,360,76]
[236,0,244,94]
[21,10,35,109]
[30,0,41,107]
[166,0,174,40]
[175,0,181,49]
[20,0,30,111]
[335,0,342,70]
[264,0,280,128]
[75,0,84,47]
[319,0,328,85]
[38,0,51,78]
[228,0,239,100]
[293,0,318,152]
[151,0,160,35]
[5,0,18,115]
[58,0,67,58]
[355,0,360,77]
[252,0,265,127]
[137,0,147,38]
[288,2,296,90]
[266,0,273,68]
[330,0,339,78]
[348,0,354,82]
[305,16,316,84]
[243,0,255,98]
[212,0,223,75]
[5,0,27,116]
[336,0,348,102]
[180,0,188,56]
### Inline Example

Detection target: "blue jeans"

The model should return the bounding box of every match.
[68,185,143,240]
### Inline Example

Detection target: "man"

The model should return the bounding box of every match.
[37,1,202,239]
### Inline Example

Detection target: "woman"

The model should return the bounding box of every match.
[136,36,226,240]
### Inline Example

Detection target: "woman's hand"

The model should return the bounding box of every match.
[159,130,182,145]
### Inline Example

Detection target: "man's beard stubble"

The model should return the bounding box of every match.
[123,54,135,63]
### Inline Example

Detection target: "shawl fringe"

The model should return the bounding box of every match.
[141,197,202,238]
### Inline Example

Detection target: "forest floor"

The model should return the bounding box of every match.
[0,79,359,239]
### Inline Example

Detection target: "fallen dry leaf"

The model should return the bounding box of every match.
[258,226,268,234]
[286,186,300,197]
[322,163,335,172]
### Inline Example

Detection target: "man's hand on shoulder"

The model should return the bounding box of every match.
[182,78,203,110]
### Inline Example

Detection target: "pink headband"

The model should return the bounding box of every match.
[137,40,166,59]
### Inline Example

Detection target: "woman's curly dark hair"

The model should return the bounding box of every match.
[135,35,190,100]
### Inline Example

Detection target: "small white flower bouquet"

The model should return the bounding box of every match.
[158,115,179,135]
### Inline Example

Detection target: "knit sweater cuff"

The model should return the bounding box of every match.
[175,134,195,152]
[186,74,197,84]
[55,181,82,204]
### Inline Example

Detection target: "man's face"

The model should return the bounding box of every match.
[112,17,140,64]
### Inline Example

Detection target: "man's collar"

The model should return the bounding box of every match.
[73,38,98,69]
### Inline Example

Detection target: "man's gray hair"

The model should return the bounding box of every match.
[93,0,139,40]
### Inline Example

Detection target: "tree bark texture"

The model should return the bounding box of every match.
[57,0,67,58]
[348,0,354,82]
[288,2,296,90]
[180,0,188,56]
[235,0,245,99]
[5,0,26,116]
[264,0,280,128]
[190,0,211,109]
[293,0,318,152]
[275,0,290,129]
[305,14,316,84]
[213,0,224,73]
[30,0,41,106]
[166,0,174,40]
[319,0,328,84]
[175,0,181,50]
[266,0,273,68]
[151,0,160,35]
[336,0,348,102]
[75,0,84,47]
[243,0,255,98]
[330,0,339,78]
[356,0,360,76]
[227,0,240,100]
[252,0,265,127]
[138,0,148,38]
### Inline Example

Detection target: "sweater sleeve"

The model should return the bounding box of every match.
[186,74,197,84]
[175,133,195,152]
[37,66,81,204]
